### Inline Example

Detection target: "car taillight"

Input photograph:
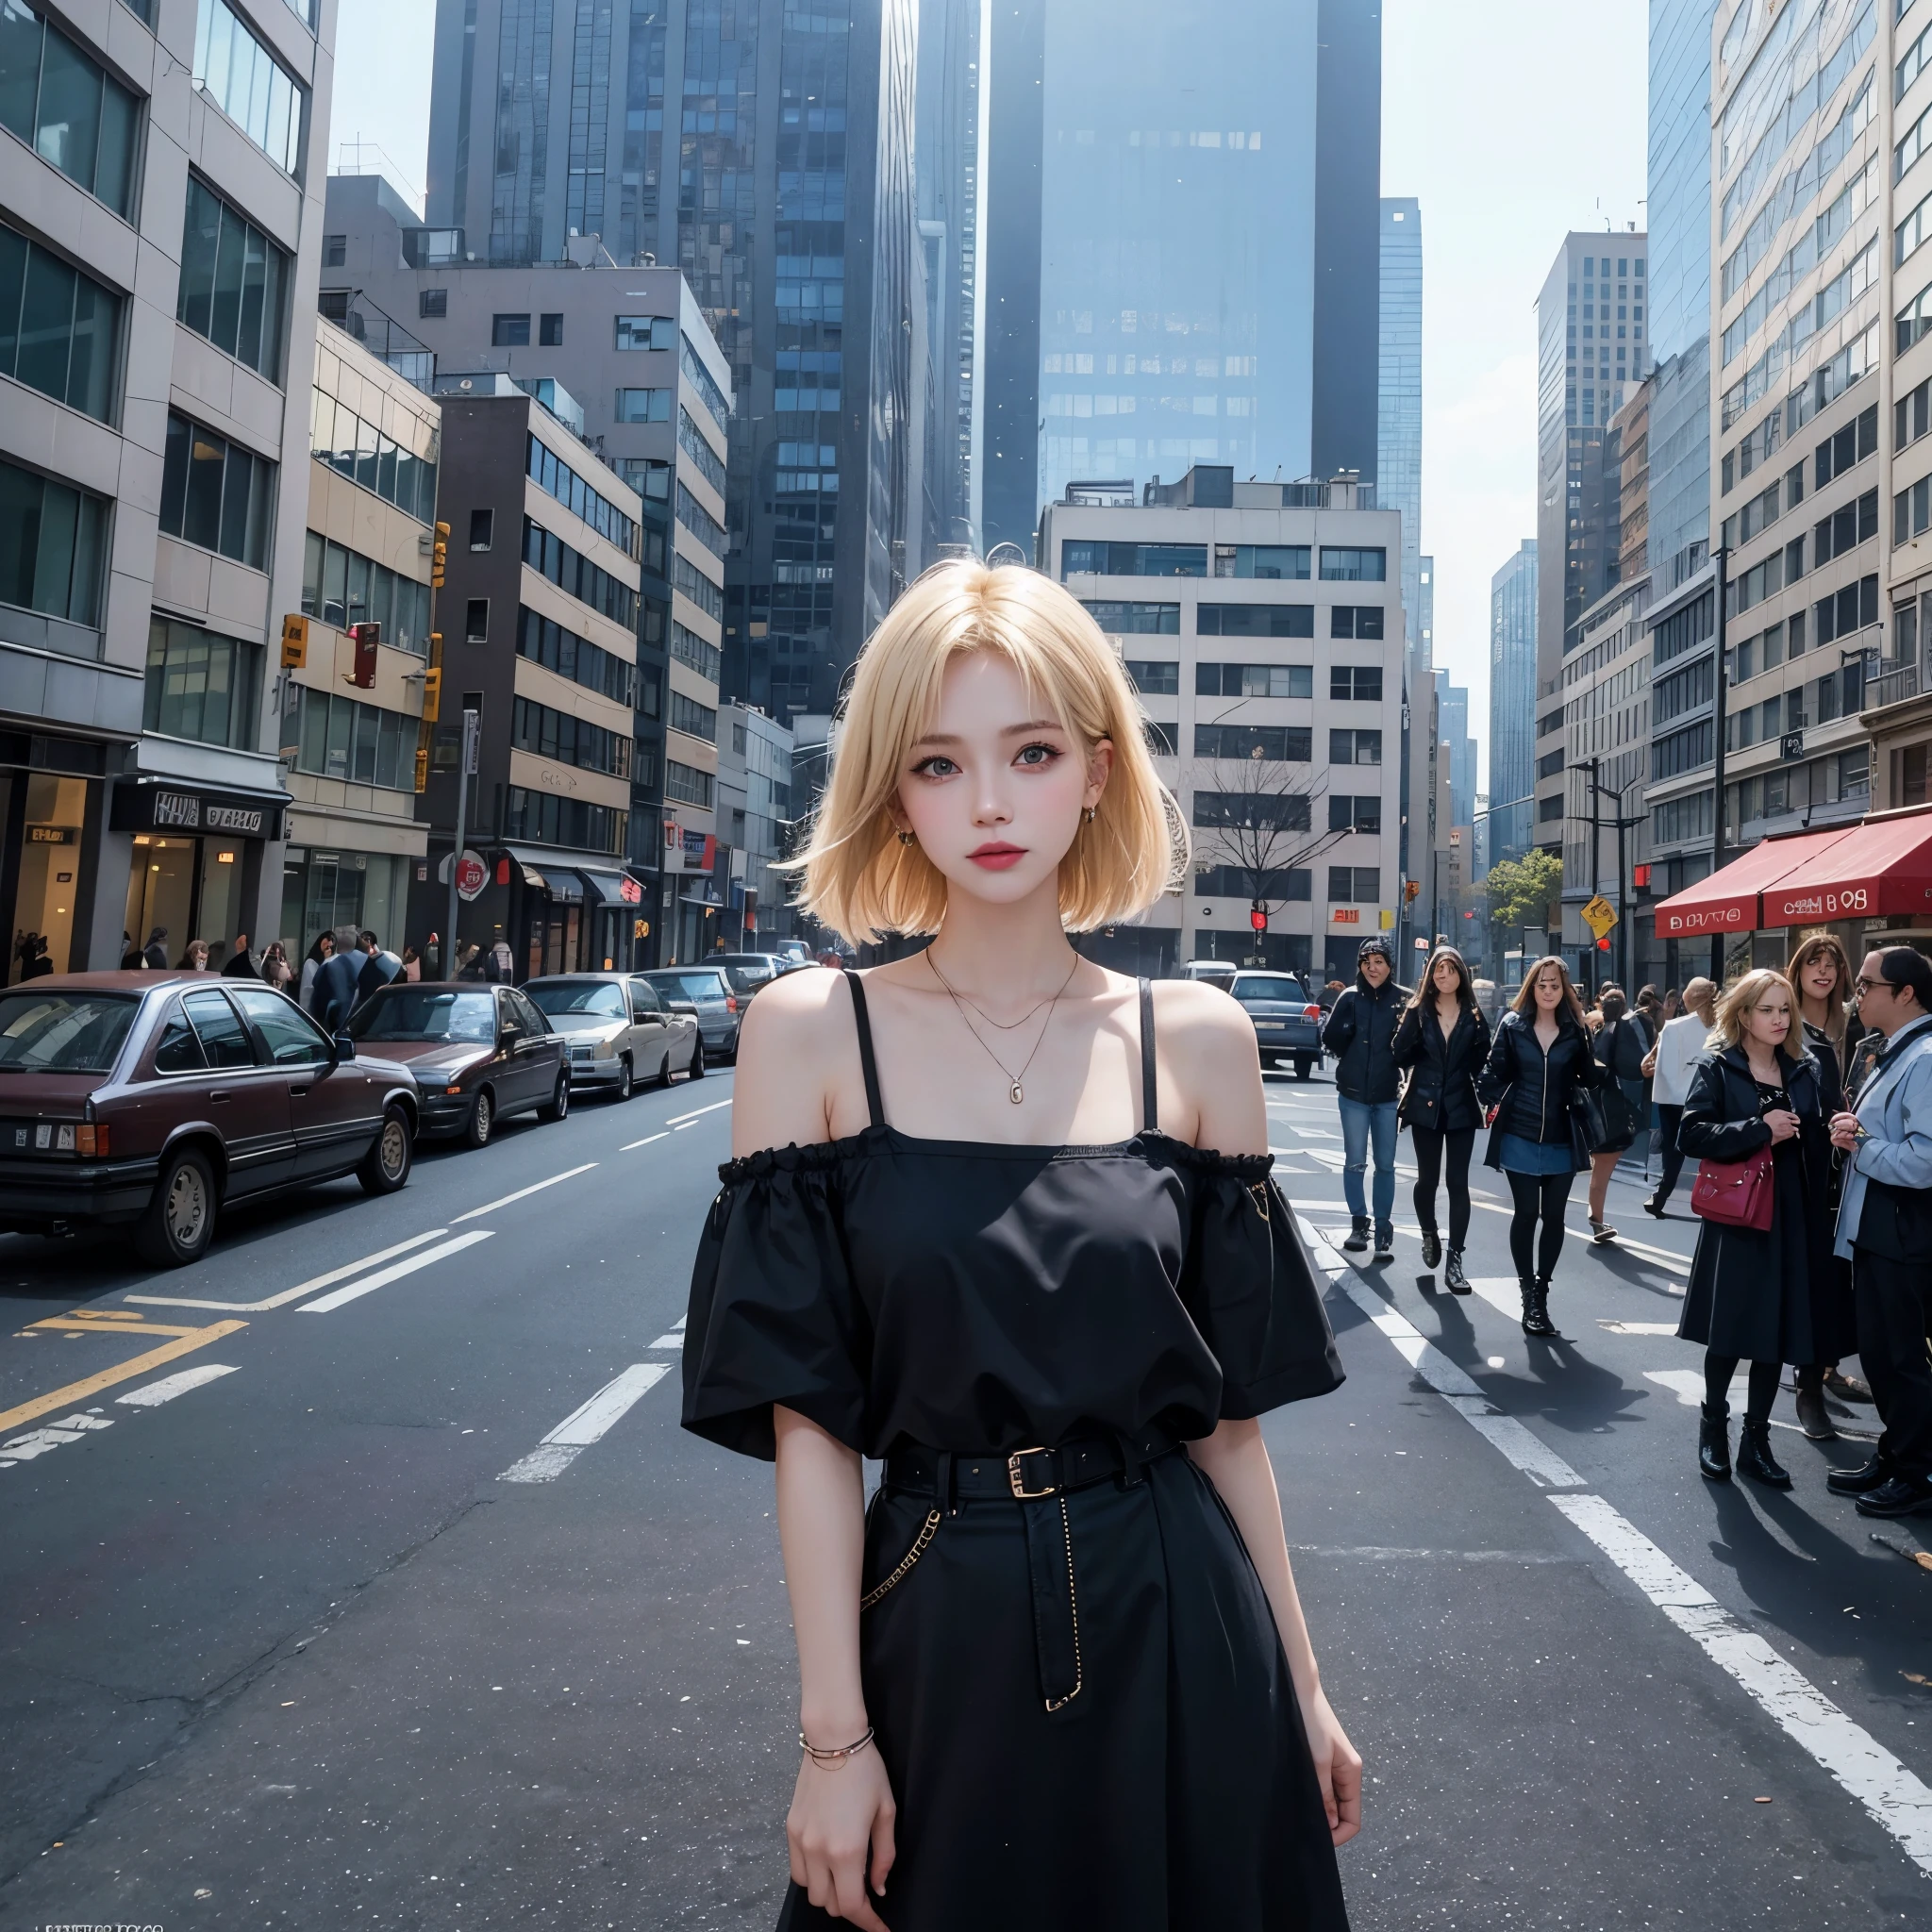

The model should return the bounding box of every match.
[1304,1004,1321,1019]
[725,995,739,1014]
[76,1124,109,1158]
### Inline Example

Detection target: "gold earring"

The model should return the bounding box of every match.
[896,828,916,846]
[1082,806,1096,824]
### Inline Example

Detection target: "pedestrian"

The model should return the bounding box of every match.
[1391,944,1491,1293]
[401,944,422,983]
[484,939,515,983]
[308,924,364,1032]
[1636,984,1664,1036]
[1585,984,1651,1244]
[1676,970,1840,1488]
[1477,955,1606,1339]
[354,928,402,1006]
[1662,987,1682,1022]
[20,934,53,978]
[1642,976,1717,1217]
[681,561,1357,1928]
[221,932,256,977]
[177,940,209,971]
[258,941,294,991]
[1320,978,1346,1012]
[1323,934,1407,1259]
[298,931,333,1008]
[142,927,169,970]
[1827,947,1932,1518]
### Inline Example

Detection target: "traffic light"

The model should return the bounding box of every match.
[1250,901,1267,934]
[1597,936,1612,952]
[421,664,441,723]
[280,613,308,669]
[1404,878,1421,902]
[348,622,379,688]
[431,521,450,588]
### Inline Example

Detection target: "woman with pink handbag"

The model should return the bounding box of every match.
[1675,971,1842,1487]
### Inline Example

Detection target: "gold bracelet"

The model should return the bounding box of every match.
[799,1724,874,1768]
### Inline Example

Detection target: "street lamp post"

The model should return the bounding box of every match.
[1709,544,1730,984]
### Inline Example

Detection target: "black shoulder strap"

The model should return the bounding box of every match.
[843,968,885,1129]
[1139,976,1158,1132]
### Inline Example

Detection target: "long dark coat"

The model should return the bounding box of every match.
[1674,1043,1853,1362]
[1391,1002,1492,1134]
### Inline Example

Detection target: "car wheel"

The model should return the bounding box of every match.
[538,1074,571,1123]
[612,1056,634,1103]
[464,1089,494,1148]
[688,1036,706,1080]
[658,1053,673,1089]
[358,1104,414,1195]
[134,1145,218,1268]
[1294,1057,1313,1081]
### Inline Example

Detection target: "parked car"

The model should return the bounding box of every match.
[347,982,569,1146]
[770,939,812,968]
[525,972,702,1096]
[1180,959,1238,991]
[708,951,791,996]
[640,967,741,1061]
[1227,971,1324,1078]
[0,974,420,1267]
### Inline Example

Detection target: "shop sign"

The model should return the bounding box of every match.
[111,783,286,839]
[455,849,490,901]
[27,825,72,843]
[618,874,642,904]
[1332,907,1359,925]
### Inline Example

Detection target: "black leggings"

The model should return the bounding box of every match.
[1411,1126,1475,1247]
[1506,1170,1574,1279]
[1705,1352,1781,1424]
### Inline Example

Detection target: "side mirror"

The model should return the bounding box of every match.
[333,1032,357,1061]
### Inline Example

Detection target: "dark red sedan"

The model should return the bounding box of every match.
[0,973,422,1267]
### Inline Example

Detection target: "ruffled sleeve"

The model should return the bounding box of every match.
[1177,1155,1345,1417]
[680,1143,871,1460]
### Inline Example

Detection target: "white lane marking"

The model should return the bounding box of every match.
[499,1362,670,1483]
[451,1164,598,1224]
[665,1099,732,1125]
[675,1120,701,1129]
[1278,1125,1341,1139]
[1,1411,114,1464]
[622,1132,670,1151]
[1551,1491,1932,1874]
[126,1230,450,1311]
[296,1230,496,1312]
[1601,1320,1682,1337]
[116,1364,240,1407]
[648,1314,687,1350]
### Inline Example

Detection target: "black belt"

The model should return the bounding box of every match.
[882,1427,1183,1505]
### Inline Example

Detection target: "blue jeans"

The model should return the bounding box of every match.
[1338,1097,1399,1225]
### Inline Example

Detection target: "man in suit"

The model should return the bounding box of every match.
[1828,946,1932,1517]
[354,929,402,1006]
[308,925,366,1035]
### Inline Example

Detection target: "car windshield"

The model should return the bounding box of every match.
[648,973,728,1001]
[525,981,628,1020]
[350,988,497,1043]
[1231,974,1306,1006]
[0,991,138,1074]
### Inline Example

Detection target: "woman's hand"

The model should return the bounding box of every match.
[1830,1109,1862,1152]
[788,1744,897,1929]
[1641,1046,1657,1078]
[1299,1684,1364,1847]
[1765,1108,1800,1143]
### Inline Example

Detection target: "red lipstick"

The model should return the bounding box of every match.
[967,841,1025,871]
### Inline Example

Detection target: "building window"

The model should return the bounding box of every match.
[469,508,493,551]
[322,233,344,266]
[1329,606,1385,640]
[670,691,717,742]
[143,616,262,749]
[1192,791,1312,831]
[1329,728,1382,765]
[192,0,304,175]
[670,620,722,686]
[1326,867,1380,903]
[1061,541,1208,578]
[516,606,635,705]
[176,178,291,383]
[1538,794,1565,823]
[540,312,563,346]
[1196,662,1314,698]
[615,385,673,423]
[1318,546,1387,582]
[292,688,414,788]
[310,393,439,524]
[1330,666,1383,700]
[512,694,631,777]
[672,552,723,623]
[680,334,731,430]
[526,434,640,556]
[615,314,676,351]
[0,2,142,218]
[0,222,120,422]
[1195,603,1312,637]
[464,597,489,642]
[492,312,530,346]
[664,759,714,808]
[675,481,726,557]
[618,456,672,502]
[1124,658,1178,695]
[1194,865,1310,900]
[300,532,431,653]
[1213,544,1311,580]
[1327,794,1381,833]
[318,289,348,324]
[420,287,447,320]
[503,786,627,854]
[158,411,274,568]
[0,455,106,628]
[1194,724,1311,761]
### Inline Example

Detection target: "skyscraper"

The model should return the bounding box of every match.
[1491,540,1539,866]
[1377,199,1423,656]
[424,0,924,719]
[1437,674,1476,831]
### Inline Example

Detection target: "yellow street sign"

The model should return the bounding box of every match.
[1581,894,1619,940]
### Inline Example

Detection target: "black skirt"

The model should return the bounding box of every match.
[778,1448,1350,1932]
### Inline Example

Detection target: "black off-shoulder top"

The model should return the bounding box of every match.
[680,974,1344,1461]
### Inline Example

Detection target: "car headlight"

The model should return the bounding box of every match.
[594,1034,617,1058]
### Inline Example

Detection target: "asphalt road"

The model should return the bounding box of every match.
[2,1062,1930,1928]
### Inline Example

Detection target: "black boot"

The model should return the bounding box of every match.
[1698,1402,1731,1482]
[1444,1248,1472,1294]
[1793,1370,1837,1441]
[1342,1216,1369,1253]
[1736,1418,1792,1490]
[1520,1275,1557,1339]
[1373,1221,1395,1262]
[1420,1228,1442,1269]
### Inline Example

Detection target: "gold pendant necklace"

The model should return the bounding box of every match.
[925,949,1082,1103]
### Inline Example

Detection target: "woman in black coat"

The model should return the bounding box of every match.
[1391,946,1491,1294]
[1675,969,1844,1488]
[1476,956,1606,1339]
[1583,985,1652,1244]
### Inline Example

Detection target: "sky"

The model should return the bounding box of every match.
[332,0,1654,791]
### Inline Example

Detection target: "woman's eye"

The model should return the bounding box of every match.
[911,755,958,778]
[1015,742,1060,767]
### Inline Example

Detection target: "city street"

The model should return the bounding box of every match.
[3,1066,1930,1928]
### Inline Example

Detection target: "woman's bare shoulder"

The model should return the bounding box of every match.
[1148,977,1265,1153]
[731,967,856,1155]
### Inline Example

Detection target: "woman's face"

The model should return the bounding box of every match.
[1799,953,1840,1004]
[1533,966,1564,1013]
[1747,987,1792,1049]
[894,649,1109,914]
[1431,955,1459,996]
[320,936,333,958]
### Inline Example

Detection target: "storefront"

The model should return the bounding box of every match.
[110,778,289,970]
[280,846,412,961]
[0,733,112,981]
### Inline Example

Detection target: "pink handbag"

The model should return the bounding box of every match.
[1690,1147,1775,1232]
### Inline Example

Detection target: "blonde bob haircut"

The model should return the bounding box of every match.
[789,559,1187,945]
[1707,968,1796,1055]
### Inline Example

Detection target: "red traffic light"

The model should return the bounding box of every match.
[1596,937,1611,951]
[348,622,380,689]
[1250,904,1267,933]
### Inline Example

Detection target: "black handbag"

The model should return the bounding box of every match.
[1573,1075,1638,1155]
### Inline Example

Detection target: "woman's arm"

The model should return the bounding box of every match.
[1189,1419,1362,1846]
[1389,1007,1421,1069]
[1675,1059,1772,1161]
[774,1407,895,1929]
[1321,991,1356,1058]
[1475,1015,1513,1108]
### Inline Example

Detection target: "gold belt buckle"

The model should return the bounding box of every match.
[1007,1445,1056,1499]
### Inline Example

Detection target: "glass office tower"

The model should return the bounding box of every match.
[1378,197,1423,652]
[1490,540,1539,866]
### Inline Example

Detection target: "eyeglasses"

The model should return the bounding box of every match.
[1856,975,1887,994]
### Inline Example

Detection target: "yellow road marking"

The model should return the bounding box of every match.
[0,1315,248,1434]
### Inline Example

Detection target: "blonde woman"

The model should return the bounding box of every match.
[1675,971,1843,1485]
[681,561,1358,1931]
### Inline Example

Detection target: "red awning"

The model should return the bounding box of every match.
[1650,827,1860,939]
[1761,809,1932,925]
